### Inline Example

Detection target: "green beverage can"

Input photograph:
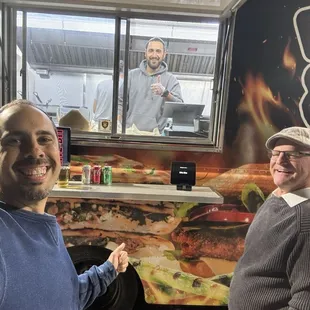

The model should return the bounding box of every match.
[103,166,112,185]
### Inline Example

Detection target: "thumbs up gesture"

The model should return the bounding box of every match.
[151,75,165,96]
[108,243,129,273]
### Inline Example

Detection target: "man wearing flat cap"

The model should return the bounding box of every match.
[229,126,310,310]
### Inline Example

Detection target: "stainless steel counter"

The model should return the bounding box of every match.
[50,182,223,204]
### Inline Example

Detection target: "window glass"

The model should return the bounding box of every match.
[120,19,219,138]
[16,12,116,131]
[16,12,219,141]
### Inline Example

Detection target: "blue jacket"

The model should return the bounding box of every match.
[0,205,116,310]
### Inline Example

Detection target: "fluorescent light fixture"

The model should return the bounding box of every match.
[36,69,49,75]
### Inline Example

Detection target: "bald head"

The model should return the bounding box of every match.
[0,101,61,208]
[0,100,57,135]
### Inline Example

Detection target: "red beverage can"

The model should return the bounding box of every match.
[91,165,101,184]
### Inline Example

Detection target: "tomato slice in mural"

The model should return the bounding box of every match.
[189,204,240,221]
[189,204,255,224]
[205,211,255,224]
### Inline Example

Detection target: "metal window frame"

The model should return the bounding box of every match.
[1,2,236,152]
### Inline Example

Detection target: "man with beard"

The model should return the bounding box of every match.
[229,126,310,310]
[118,37,183,133]
[0,100,129,310]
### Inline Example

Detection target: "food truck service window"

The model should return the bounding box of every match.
[4,6,233,152]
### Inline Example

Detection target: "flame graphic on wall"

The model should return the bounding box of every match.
[238,73,290,140]
[283,37,297,77]
[237,39,299,142]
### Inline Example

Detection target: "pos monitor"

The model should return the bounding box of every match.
[170,161,196,191]
[163,102,205,131]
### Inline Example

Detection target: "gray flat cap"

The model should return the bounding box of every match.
[265,126,310,150]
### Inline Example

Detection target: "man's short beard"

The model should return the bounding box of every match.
[21,188,50,201]
[147,59,161,70]
[16,184,51,202]
[0,184,51,206]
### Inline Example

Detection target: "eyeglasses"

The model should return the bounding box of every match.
[267,150,310,160]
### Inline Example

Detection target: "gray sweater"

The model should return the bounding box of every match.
[119,60,183,132]
[229,188,310,310]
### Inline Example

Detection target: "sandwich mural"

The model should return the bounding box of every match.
[46,197,254,305]
[47,0,310,306]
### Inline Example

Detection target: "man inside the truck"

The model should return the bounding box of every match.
[229,126,310,310]
[93,60,124,124]
[0,99,129,310]
[118,37,183,134]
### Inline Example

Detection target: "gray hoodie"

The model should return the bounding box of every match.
[119,60,183,132]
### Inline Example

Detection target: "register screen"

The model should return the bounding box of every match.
[56,127,71,166]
